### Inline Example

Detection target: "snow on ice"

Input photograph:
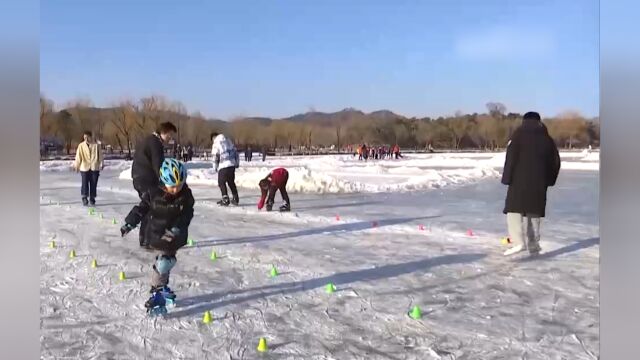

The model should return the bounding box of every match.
[40,152,599,359]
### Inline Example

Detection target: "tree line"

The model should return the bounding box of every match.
[40,95,599,155]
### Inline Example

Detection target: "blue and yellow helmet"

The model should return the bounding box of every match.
[159,158,187,186]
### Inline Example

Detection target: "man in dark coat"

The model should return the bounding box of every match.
[124,122,177,248]
[502,111,561,256]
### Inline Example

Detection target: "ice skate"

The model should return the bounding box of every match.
[503,244,525,256]
[217,196,230,206]
[145,286,176,316]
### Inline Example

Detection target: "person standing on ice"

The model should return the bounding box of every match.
[122,122,177,249]
[501,111,561,256]
[211,132,240,206]
[122,158,194,315]
[72,131,104,206]
[257,167,290,212]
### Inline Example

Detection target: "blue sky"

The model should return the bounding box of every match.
[40,0,598,119]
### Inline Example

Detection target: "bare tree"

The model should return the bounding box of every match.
[65,97,94,134]
[169,101,187,145]
[55,110,78,154]
[40,94,55,136]
[444,117,469,149]
[138,95,171,133]
[486,102,507,119]
[110,101,137,157]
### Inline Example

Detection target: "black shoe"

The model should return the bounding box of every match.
[89,198,96,206]
[217,197,230,206]
[120,223,135,237]
[279,204,291,212]
[82,197,88,206]
[230,198,239,206]
[266,202,273,212]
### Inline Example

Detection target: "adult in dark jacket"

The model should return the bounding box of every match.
[501,111,561,256]
[126,122,177,248]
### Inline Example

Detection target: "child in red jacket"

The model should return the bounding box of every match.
[257,167,290,212]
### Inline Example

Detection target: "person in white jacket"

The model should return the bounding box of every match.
[72,131,104,206]
[210,132,240,206]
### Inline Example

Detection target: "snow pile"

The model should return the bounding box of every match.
[115,151,600,193]
[119,155,502,193]
[40,160,132,172]
[485,151,599,171]
[580,151,599,162]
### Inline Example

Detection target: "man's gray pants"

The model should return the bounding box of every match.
[507,212,541,253]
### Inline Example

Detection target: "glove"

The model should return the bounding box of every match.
[120,223,135,237]
[161,227,181,242]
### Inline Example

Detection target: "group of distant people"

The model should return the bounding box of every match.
[174,144,194,162]
[243,145,268,162]
[355,144,402,160]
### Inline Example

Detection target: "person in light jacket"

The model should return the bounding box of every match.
[211,132,240,206]
[72,131,104,206]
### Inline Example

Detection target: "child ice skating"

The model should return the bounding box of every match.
[257,167,291,212]
[121,158,195,315]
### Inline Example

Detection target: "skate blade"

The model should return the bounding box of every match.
[147,306,168,317]
[165,298,176,308]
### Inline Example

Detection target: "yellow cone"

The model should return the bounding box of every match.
[257,337,268,352]
[210,250,218,261]
[118,271,126,280]
[49,241,56,249]
[69,249,76,258]
[91,259,98,268]
[202,310,213,324]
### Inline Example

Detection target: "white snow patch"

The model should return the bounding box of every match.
[40,159,132,172]
[115,152,598,193]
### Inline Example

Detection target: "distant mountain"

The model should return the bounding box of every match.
[238,117,273,126]
[368,110,406,121]
[281,107,407,126]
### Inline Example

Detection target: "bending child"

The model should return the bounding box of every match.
[121,158,195,315]
[257,167,291,212]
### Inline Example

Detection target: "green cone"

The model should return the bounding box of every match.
[269,266,278,277]
[326,283,336,294]
[187,237,195,246]
[409,305,422,319]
